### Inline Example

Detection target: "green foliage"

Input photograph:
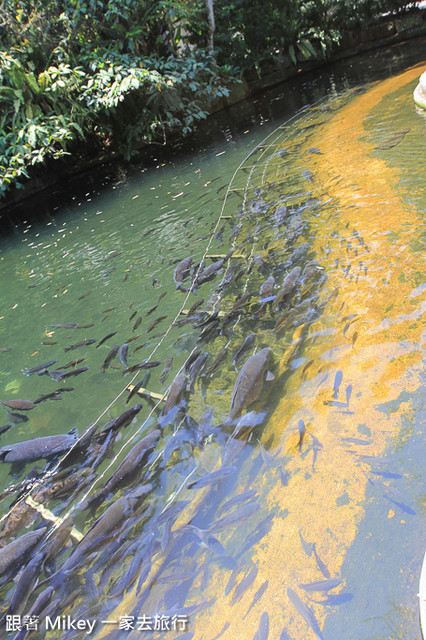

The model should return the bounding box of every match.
[0,0,237,197]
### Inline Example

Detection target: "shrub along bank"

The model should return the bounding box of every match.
[0,0,423,205]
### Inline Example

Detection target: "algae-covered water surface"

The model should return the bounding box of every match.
[0,45,424,640]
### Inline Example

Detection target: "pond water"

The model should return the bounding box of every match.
[0,42,425,640]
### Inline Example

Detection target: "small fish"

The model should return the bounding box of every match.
[119,343,129,368]
[345,384,352,406]
[297,420,306,450]
[0,347,13,353]
[232,334,256,368]
[1,399,36,411]
[384,496,416,515]
[146,315,167,333]
[102,307,117,313]
[123,360,161,375]
[96,332,118,348]
[210,502,260,534]
[159,356,173,384]
[188,466,237,490]
[205,346,228,377]
[243,580,269,620]
[312,592,353,606]
[76,323,95,329]
[100,344,120,373]
[129,311,137,322]
[64,339,96,352]
[145,305,158,317]
[351,332,358,346]
[370,469,401,479]
[312,543,330,578]
[132,316,142,332]
[341,437,371,446]
[58,358,85,369]
[333,370,343,399]
[22,360,58,375]
[42,341,58,345]
[6,411,28,424]
[231,566,258,605]
[287,588,324,640]
[79,291,92,299]
[298,577,342,592]
[33,391,62,404]
[51,322,78,329]
[299,529,313,557]
[218,489,257,516]
[174,257,193,288]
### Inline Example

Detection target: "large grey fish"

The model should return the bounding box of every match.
[273,267,302,309]
[0,430,78,463]
[60,486,148,573]
[162,372,187,416]
[229,348,273,421]
[0,528,46,577]
[187,352,209,392]
[100,344,120,373]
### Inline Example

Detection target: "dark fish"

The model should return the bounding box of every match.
[123,360,161,375]
[174,257,193,288]
[159,356,173,384]
[226,292,252,316]
[0,423,13,435]
[253,611,269,640]
[33,391,62,404]
[259,275,276,302]
[41,341,58,345]
[299,577,342,592]
[218,489,257,516]
[312,592,353,606]
[76,323,95,329]
[375,129,409,150]
[0,528,46,577]
[6,551,45,616]
[243,580,269,619]
[119,343,129,368]
[0,430,78,463]
[187,298,205,315]
[162,372,187,416]
[98,404,143,439]
[188,466,237,490]
[6,411,28,424]
[129,311,137,322]
[22,360,58,375]
[312,543,330,578]
[384,496,416,515]
[64,338,96,352]
[79,291,92,299]
[146,315,167,333]
[145,305,158,317]
[1,399,36,411]
[195,259,224,287]
[51,367,89,381]
[229,348,273,421]
[287,588,324,640]
[133,316,142,332]
[187,352,209,392]
[210,502,260,534]
[333,370,343,399]
[96,431,158,499]
[60,487,148,572]
[96,332,118,348]
[299,528,313,557]
[126,380,146,404]
[50,322,78,328]
[345,384,352,406]
[57,358,85,369]
[232,334,256,368]
[100,344,120,373]
[231,566,258,605]
[205,346,228,377]
[0,347,13,352]
[273,267,302,309]
[297,419,306,450]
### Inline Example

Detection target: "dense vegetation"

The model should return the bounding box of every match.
[0,0,416,199]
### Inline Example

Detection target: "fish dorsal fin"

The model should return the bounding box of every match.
[265,371,275,381]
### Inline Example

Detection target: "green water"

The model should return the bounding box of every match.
[0,42,425,640]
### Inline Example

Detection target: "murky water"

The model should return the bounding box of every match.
[0,43,424,640]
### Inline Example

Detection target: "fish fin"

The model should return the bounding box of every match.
[67,427,79,438]
[265,371,275,381]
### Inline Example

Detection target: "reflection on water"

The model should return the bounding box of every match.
[0,50,424,640]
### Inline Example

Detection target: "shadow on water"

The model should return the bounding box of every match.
[0,39,424,640]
